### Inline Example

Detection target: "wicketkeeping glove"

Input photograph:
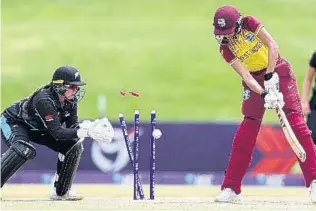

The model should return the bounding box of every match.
[77,118,115,144]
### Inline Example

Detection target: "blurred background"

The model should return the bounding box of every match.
[1,0,316,188]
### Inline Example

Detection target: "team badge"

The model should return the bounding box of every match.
[243,89,250,101]
[75,72,80,79]
[245,32,255,42]
[218,18,226,28]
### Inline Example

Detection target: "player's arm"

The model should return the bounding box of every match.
[220,44,265,96]
[243,16,278,74]
[302,52,316,105]
[36,99,114,143]
[65,104,79,129]
[257,27,279,74]
[35,99,79,140]
[257,28,279,74]
[302,67,315,104]
[231,60,265,96]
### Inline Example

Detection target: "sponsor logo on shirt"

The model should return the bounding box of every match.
[239,42,263,62]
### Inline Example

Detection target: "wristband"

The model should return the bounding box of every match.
[264,72,273,81]
[261,90,268,98]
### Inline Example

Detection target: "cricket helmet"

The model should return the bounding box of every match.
[213,5,243,44]
[51,66,86,103]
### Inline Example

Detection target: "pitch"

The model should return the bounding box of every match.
[1,184,315,210]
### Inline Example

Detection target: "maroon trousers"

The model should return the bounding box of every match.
[222,60,316,194]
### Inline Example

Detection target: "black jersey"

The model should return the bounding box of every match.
[310,51,316,92]
[2,84,79,140]
[310,51,316,69]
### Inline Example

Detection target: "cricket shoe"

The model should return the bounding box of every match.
[310,180,316,204]
[50,188,84,201]
[214,188,241,203]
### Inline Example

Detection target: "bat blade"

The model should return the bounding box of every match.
[276,107,306,162]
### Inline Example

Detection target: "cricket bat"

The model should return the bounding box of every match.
[275,106,306,162]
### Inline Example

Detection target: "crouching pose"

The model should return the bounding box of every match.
[1,66,114,200]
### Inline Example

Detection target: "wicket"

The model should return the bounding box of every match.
[119,110,157,200]
[150,110,156,200]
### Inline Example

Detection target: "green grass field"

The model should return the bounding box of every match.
[1,184,315,210]
[2,0,316,122]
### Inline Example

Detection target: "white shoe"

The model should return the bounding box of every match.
[214,188,240,203]
[310,180,316,204]
[50,188,84,201]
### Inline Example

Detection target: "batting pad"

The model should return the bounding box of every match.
[1,140,36,187]
[55,143,83,196]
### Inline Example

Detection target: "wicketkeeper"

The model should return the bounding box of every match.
[212,5,316,203]
[1,66,114,200]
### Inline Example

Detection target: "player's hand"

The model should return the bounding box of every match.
[263,72,284,109]
[264,72,280,93]
[302,101,311,116]
[77,118,115,144]
[264,91,285,109]
[88,118,115,144]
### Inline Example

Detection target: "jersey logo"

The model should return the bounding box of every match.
[243,89,250,101]
[238,41,263,62]
[218,18,226,28]
[45,114,54,121]
[245,32,255,42]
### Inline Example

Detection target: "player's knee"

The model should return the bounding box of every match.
[1,140,36,187]
[70,142,84,154]
[287,112,311,137]
[233,116,262,149]
[69,141,84,153]
[241,116,262,132]
[244,116,262,121]
[11,140,36,160]
[58,139,82,154]
[61,141,84,155]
